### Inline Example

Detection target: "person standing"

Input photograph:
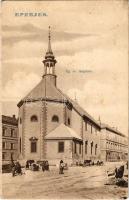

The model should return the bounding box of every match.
[59,160,64,174]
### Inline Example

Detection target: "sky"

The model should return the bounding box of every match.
[2,0,128,135]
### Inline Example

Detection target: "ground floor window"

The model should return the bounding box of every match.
[91,142,93,155]
[79,143,82,154]
[74,142,77,153]
[29,137,38,153]
[85,141,88,154]
[31,141,37,153]
[58,142,64,153]
[95,144,97,155]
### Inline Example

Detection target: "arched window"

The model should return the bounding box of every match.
[30,115,38,122]
[52,115,59,122]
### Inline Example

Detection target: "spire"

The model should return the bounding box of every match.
[47,26,52,54]
[42,26,57,86]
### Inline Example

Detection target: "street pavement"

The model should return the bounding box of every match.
[2,162,128,199]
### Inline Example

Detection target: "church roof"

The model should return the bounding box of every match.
[17,78,67,107]
[45,123,82,140]
[17,78,100,128]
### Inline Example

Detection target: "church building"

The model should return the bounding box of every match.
[17,27,101,165]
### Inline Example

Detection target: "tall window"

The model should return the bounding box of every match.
[20,137,21,153]
[31,142,37,153]
[2,153,6,160]
[30,115,38,122]
[2,128,6,136]
[91,125,92,133]
[2,142,6,149]
[74,142,77,153]
[11,153,14,160]
[58,142,64,153]
[85,141,88,154]
[95,144,97,155]
[52,115,59,122]
[19,118,22,124]
[91,142,93,155]
[11,129,14,137]
[79,143,82,154]
[85,122,87,131]
[68,118,70,125]
[11,143,14,150]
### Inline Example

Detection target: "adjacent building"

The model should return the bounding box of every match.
[17,28,101,165]
[100,124,128,162]
[2,115,18,164]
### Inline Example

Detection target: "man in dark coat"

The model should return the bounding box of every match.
[59,160,64,174]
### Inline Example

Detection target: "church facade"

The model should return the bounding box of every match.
[17,28,101,165]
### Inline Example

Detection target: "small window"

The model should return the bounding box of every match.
[52,115,59,122]
[58,142,64,153]
[31,142,37,153]
[31,115,38,122]
[68,118,70,125]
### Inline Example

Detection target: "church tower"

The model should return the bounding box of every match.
[42,26,57,86]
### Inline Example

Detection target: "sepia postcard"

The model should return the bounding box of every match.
[1,0,128,199]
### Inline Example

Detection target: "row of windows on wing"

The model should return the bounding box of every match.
[2,128,16,137]
[85,122,98,134]
[19,115,71,125]
[106,142,124,148]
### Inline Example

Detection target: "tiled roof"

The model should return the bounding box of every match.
[101,123,126,137]
[56,88,101,128]
[17,78,67,107]
[2,115,18,126]
[45,123,82,140]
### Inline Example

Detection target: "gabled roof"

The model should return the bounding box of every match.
[45,123,82,140]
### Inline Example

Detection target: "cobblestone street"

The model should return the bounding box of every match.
[2,162,128,199]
